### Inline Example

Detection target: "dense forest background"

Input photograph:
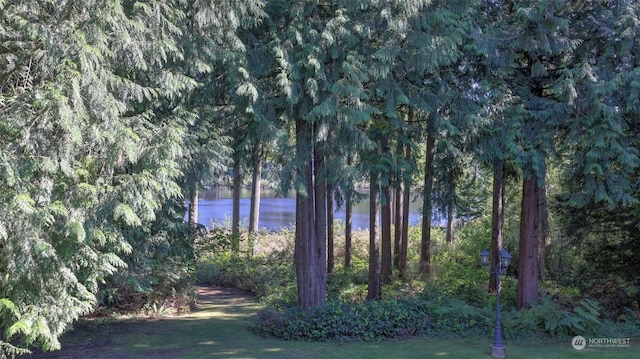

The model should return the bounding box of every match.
[1,0,639,356]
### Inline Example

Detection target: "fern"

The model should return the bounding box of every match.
[0,299,19,321]
[574,299,602,332]
[0,340,32,359]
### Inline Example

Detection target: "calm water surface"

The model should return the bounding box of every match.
[194,188,424,231]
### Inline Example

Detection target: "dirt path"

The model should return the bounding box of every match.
[25,286,259,359]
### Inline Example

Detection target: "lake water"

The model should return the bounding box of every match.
[193,188,424,231]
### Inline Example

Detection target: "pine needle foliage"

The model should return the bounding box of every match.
[0,0,262,355]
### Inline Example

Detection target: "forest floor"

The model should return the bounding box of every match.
[25,286,640,359]
[25,286,261,359]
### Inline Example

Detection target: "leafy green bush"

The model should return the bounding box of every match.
[502,297,603,339]
[419,295,493,337]
[327,267,369,302]
[256,298,434,341]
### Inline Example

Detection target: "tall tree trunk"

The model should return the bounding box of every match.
[231,156,241,252]
[381,183,393,283]
[344,154,354,269]
[314,144,328,282]
[489,159,505,293]
[393,139,403,270]
[248,145,263,257]
[327,183,335,274]
[445,200,455,243]
[419,132,436,277]
[188,185,198,227]
[294,118,325,308]
[393,181,403,270]
[517,174,540,310]
[249,146,262,234]
[367,171,381,300]
[538,183,551,282]
[400,142,412,277]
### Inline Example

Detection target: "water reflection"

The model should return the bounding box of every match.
[194,188,424,231]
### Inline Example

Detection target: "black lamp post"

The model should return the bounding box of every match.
[480,247,512,358]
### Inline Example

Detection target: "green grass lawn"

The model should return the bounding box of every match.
[26,287,639,359]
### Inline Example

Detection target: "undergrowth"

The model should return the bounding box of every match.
[195,223,640,342]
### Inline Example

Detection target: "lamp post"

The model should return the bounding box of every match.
[480,247,512,358]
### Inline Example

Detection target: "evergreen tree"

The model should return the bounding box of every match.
[0,0,189,353]
[554,0,640,305]
[260,0,376,307]
[0,0,263,354]
[472,0,639,309]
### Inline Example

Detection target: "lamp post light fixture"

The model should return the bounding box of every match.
[480,247,512,358]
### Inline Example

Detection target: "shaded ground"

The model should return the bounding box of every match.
[23,287,640,359]
[26,286,259,359]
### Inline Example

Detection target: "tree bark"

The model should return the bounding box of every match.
[381,183,393,283]
[419,132,436,277]
[393,181,403,270]
[445,200,455,244]
[367,171,381,300]
[327,183,335,274]
[517,174,540,310]
[294,118,325,308]
[314,144,328,282]
[393,139,403,271]
[344,154,354,269]
[249,146,262,234]
[489,159,505,293]
[538,183,551,282]
[188,186,198,227]
[248,145,262,256]
[400,143,412,278]
[231,156,241,251]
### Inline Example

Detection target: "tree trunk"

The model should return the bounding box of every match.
[248,145,262,257]
[517,174,540,310]
[419,132,436,277]
[393,139,403,270]
[381,183,393,283]
[400,143,412,277]
[393,182,403,270]
[249,146,262,234]
[314,144,328,281]
[294,118,325,308]
[489,159,505,293]
[538,183,551,282]
[327,183,335,274]
[367,171,381,300]
[344,154,354,269]
[188,186,198,227]
[445,200,455,243]
[232,156,241,252]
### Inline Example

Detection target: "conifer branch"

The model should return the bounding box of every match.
[0,42,43,90]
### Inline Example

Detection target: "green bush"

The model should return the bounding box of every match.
[501,297,603,339]
[420,296,493,337]
[256,298,434,341]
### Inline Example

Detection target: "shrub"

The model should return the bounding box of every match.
[501,297,603,339]
[419,295,493,337]
[586,277,640,321]
[256,298,434,341]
